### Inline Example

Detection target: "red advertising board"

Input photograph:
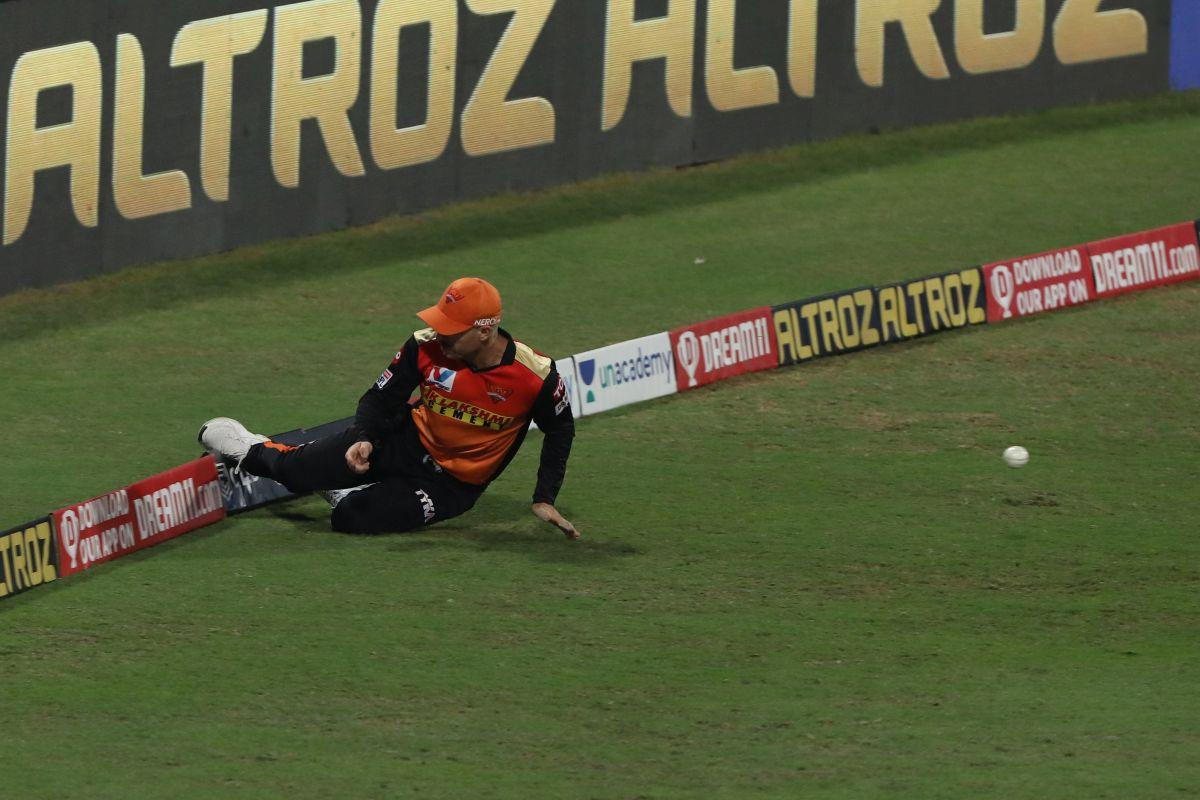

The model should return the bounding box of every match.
[983,245,1094,323]
[53,456,225,578]
[1087,222,1200,299]
[671,307,777,391]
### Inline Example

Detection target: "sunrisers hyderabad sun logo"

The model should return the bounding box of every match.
[485,381,513,404]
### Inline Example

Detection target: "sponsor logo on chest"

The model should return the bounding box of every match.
[427,366,457,392]
[420,385,515,431]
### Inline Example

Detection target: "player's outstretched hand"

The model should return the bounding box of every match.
[531,502,580,540]
[345,441,373,474]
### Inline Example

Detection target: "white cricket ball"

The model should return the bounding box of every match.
[1002,445,1029,468]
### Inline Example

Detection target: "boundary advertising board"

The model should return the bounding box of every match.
[53,456,225,577]
[0,0,1174,296]
[772,286,881,366]
[0,517,57,601]
[983,244,1093,322]
[574,332,676,416]
[1086,222,1200,299]
[671,307,776,390]
[773,268,986,366]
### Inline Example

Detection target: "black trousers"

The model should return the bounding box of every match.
[240,422,484,534]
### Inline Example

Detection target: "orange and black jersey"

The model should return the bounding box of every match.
[355,328,574,504]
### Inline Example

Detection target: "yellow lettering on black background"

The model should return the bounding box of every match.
[855,0,950,88]
[1054,0,1146,65]
[787,0,818,97]
[799,302,821,356]
[854,289,880,346]
[272,0,366,188]
[370,0,457,170]
[603,0,696,131]
[836,293,860,348]
[172,10,269,202]
[9,532,27,590]
[705,0,778,112]
[774,308,807,364]
[816,298,843,353]
[955,0,1043,75]
[0,523,57,597]
[38,523,57,583]
[23,527,42,586]
[461,0,556,157]
[924,275,950,329]
[0,534,11,596]
[877,269,986,342]
[114,34,192,220]
[4,42,102,245]
[878,286,918,340]
[961,268,985,323]
[905,281,927,334]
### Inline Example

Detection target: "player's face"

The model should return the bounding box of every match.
[436,328,480,360]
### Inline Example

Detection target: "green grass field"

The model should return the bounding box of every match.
[2,92,1199,799]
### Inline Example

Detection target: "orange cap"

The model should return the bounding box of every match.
[417,278,503,335]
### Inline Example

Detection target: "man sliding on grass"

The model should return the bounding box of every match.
[199,277,579,539]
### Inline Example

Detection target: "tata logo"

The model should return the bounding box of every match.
[577,359,597,404]
[427,366,457,392]
[444,289,465,304]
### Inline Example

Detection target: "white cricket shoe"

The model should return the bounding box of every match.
[198,417,268,468]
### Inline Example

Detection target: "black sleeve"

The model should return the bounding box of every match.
[530,363,575,505]
[355,337,422,447]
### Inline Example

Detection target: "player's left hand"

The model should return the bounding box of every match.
[531,503,580,540]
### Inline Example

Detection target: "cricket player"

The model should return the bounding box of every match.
[199,278,579,538]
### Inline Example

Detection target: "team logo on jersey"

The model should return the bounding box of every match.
[376,368,393,389]
[485,381,513,404]
[427,366,457,392]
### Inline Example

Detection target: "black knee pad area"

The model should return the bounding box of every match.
[330,490,420,535]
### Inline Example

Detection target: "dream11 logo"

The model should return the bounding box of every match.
[990,264,1015,319]
[58,509,80,569]
[676,332,702,388]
